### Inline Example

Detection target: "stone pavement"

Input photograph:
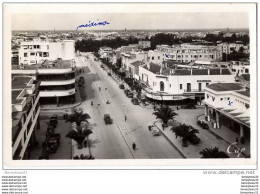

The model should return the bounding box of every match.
[153,108,248,158]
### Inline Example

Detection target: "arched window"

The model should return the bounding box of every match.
[160,81,164,91]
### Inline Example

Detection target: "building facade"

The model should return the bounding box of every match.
[138,62,235,103]
[156,43,223,63]
[18,40,75,65]
[203,83,250,141]
[12,76,41,159]
[12,59,76,105]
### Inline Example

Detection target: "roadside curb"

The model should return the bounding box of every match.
[153,122,186,159]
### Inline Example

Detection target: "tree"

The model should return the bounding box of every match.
[239,46,245,53]
[199,147,230,158]
[153,105,178,127]
[66,108,91,126]
[66,121,93,150]
[170,123,200,147]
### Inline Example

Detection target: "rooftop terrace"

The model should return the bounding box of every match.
[12,59,73,70]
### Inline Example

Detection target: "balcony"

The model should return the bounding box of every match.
[40,88,75,97]
[184,89,205,93]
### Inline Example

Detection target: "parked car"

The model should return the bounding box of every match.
[197,120,209,129]
[180,103,196,109]
[104,114,113,125]
[124,89,130,96]
[119,84,125,89]
[107,72,112,76]
[50,114,58,126]
[131,98,139,105]
[127,92,134,98]
[151,126,160,136]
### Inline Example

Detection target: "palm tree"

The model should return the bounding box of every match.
[66,108,91,126]
[153,105,178,128]
[170,123,200,147]
[199,147,230,158]
[66,121,93,150]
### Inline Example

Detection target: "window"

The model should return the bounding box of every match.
[160,81,164,91]
[170,84,171,88]
[180,84,182,90]
[152,56,154,60]
[47,45,49,50]
[34,45,37,49]
[30,52,35,56]
[158,56,160,60]
[24,53,28,57]
[206,83,209,86]
[220,98,223,101]
[245,69,249,73]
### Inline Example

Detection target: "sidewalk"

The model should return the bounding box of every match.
[153,108,248,158]
[198,115,250,157]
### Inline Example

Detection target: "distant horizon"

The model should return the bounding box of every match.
[12,27,249,32]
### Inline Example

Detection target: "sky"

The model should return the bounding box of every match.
[12,12,249,31]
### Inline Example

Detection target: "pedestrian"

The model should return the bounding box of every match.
[91,101,93,106]
[63,114,65,120]
[132,142,136,150]
[125,115,127,122]
[99,87,101,91]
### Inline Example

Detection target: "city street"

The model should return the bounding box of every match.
[74,53,184,159]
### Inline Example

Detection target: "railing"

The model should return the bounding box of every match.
[184,89,205,93]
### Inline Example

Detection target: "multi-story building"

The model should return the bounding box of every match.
[138,62,235,104]
[138,40,151,49]
[203,83,250,142]
[230,61,250,76]
[156,43,223,63]
[18,40,75,65]
[12,76,40,159]
[98,46,113,59]
[12,59,76,106]
[217,43,231,54]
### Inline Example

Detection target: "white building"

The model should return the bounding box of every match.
[203,83,250,142]
[138,40,151,49]
[98,46,113,59]
[12,59,76,106]
[12,76,40,159]
[138,62,235,103]
[156,43,222,63]
[18,40,75,65]
[230,61,250,76]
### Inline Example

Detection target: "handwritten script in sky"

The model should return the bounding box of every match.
[76,20,110,31]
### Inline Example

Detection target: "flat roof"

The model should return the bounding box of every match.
[12,59,73,70]
[206,83,243,92]
[12,76,32,89]
[12,90,23,104]
[236,91,250,97]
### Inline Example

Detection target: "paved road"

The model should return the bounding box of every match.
[74,53,184,159]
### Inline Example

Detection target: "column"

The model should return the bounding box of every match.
[56,96,59,107]
[240,124,244,138]
[205,105,208,121]
[216,111,220,129]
